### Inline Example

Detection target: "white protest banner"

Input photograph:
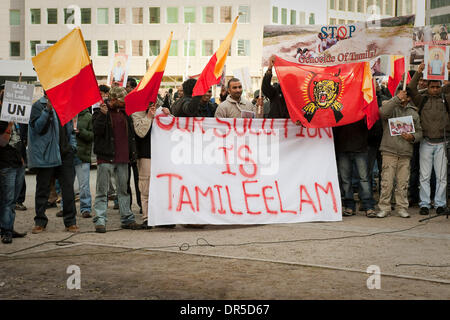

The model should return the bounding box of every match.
[423,45,449,81]
[263,15,415,66]
[0,81,35,124]
[149,115,342,226]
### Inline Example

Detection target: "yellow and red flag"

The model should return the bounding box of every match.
[192,16,238,97]
[388,55,411,96]
[125,32,173,115]
[32,28,101,125]
[273,56,379,129]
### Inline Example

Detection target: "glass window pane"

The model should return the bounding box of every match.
[220,6,232,23]
[184,7,195,23]
[85,40,91,56]
[237,40,250,56]
[98,8,109,24]
[202,7,214,23]
[10,10,20,25]
[184,40,196,56]
[132,40,143,56]
[238,6,250,23]
[132,8,143,24]
[47,40,57,44]
[348,0,355,11]
[149,7,160,24]
[290,10,296,25]
[114,40,126,54]
[97,40,108,56]
[30,40,41,56]
[272,7,278,23]
[149,40,160,56]
[330,0,336,10]
[310,13,316,24]
[330,18,336,25]
[115,8,126,24]
[81,8,91,24]
[339,0,345,11]
[281,8,287,25]
[169,40,178,56]
[299,11,306,24]
[47,8,57,24]
[202,40,214,56]
[167,7,178,23]
[30,9,41,24]
[64,8,75,24]
[10,42,20,57]
[386,0,393,15]
[357,0,365,13]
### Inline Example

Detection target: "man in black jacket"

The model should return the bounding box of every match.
[92,86,141,233]
[262,55,290,119]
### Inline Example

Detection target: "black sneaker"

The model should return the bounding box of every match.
[156,224,176,229]
[121,222,143,230]
[12,230,27,238]
[95,225,106,233]
[46,201,57,209]
[141,221,152,230]
[436,207,447,215]
[56,210,63,217]
[419,207,429,215]
[1,231,13,244]
[15,203,27,211]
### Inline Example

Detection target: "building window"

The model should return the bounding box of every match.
[10,42,20,57]
[357,0,365,13]
[299,12,306,25]
[169,40,178,56]
[184,40,196,56]
[237,40,250,56]
[114,8,126,24]
[97,40,109,56]
[149,7,160,24]
[132,40,143,56]
[238,6,250,23]
[202,7,214,23]
[202,40,214,56]
[330,0,336,10]
[281,8,287,25]
[220,6,232,23]
[272,7,278,23]
[98,8,109,24]
[339,0,345,11]
[405,0,413,15]
[114,40,126,54]
[81,8,91,24]
[338,19,345,24]
[64,8,76,24]
[431,14,450,25]
[431,0,449,9]
[184,7,196,23]
[167,7,178,23]
[330,18,337,24]
[309,13,316,25]
[132,8,143,24]
[386,0,393,15]
[149,40,160,56]
[290,10,296,25]
[30,40,41,56]
[85,40,91,55]
[220,39,232,56]
[47,40,57,44]
[47,8,57,24]
[10,10,20,25]
[30,9,41,24]
[348,0,355,12]
[397,0,403,15]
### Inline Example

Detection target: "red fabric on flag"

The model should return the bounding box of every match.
[192,55,219,97]
[46,64,102,126]
[273,56,379,129]
[388,57,411,96]
[124,71,164,115]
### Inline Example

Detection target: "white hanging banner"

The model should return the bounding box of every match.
[149,115,342,226]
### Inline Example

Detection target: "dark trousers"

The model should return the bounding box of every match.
[127,162,141,209]
[17,174,26,204]
[34,152,77,228]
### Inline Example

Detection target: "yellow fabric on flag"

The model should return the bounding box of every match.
[214,16,239,78]
[137,32,173,91]
[32,28,90,91]
[362,61,374,104]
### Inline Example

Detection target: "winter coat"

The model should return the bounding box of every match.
[215,95,262,118]
[379,96,422,158]
[75,109,93,163]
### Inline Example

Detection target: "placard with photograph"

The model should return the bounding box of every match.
[424,45,449,81]
[107,53,129,87]
[388,115,415,137]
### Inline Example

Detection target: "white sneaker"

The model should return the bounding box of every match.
[397,209,410,218]
[376,210,389,218]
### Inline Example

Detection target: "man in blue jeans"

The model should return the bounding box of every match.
[92,86,141,233]
[0,92,27,243]
[334,120,376,217]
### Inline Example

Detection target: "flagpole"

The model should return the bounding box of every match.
[184,23,191,81]
[403,56,409,91]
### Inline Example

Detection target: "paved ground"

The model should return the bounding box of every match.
[0,169,449,300]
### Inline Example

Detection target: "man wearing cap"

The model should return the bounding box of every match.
[92,86,141,233]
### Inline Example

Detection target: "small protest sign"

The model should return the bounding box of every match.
[423,45,449,81]
[388,116,415,136]
[0,81,35,124]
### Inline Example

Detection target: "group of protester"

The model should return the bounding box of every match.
[1,57,449,244]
